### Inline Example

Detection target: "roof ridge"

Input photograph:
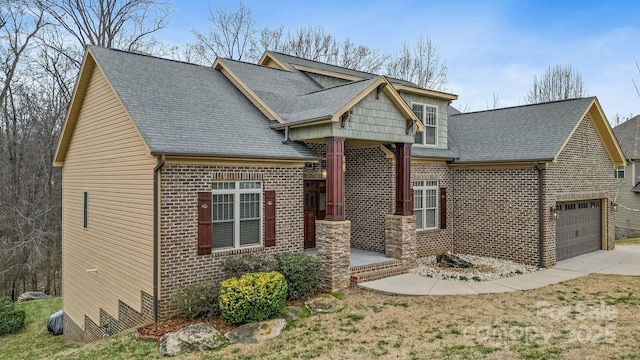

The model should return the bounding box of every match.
[88,45,208,69]
[220,57,293,72]
[303,77,376,95]
[268,51,413,85]
[451,97,595,117]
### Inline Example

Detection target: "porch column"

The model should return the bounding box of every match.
[394,142,412,215]
[325,136,345,221]
[316,136,350,291]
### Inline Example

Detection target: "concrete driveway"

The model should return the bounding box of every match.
[358,246,640,296]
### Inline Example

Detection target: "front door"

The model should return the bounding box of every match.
[304,180,326,248]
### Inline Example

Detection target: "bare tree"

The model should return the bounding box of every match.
[526,64,587,104]
[190,1,256,64]
[386,35,448,91]
[37,0,173,58]
[487,92,503,110]
[633,61,640,99]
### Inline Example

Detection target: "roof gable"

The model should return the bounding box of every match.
[55,46,316,164]
[613,115,640,159]
[449,97,625,166]
[259,51,458,101]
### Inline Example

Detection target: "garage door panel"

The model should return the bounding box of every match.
[556,200,601,261]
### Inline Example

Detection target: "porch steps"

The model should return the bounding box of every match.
[350,260,409,286]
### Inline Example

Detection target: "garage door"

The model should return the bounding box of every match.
[556,200,602,261]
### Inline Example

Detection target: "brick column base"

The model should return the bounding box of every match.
[316,220,351,291]
[385,215,417,266]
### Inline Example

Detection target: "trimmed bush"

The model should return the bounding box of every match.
[219,271,287,324]
[276,252,321,300]
[169,281,220,319]
[0,296,26,335]
[223,253,277,278]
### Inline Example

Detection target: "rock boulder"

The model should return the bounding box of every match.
[225,318,286,344]
[159,323,225,357]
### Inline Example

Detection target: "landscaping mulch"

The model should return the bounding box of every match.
[135,299,306,341]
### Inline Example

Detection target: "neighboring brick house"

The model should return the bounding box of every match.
[613,115,640,238]
[54,46,625,341]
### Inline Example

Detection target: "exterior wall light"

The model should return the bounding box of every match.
[611,201,618,212]
[550,206,558,219]
[321,169,327,179]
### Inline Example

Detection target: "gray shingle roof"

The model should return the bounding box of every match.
[266,51,418,87]
[88,46,316,160]
[613,115,640,159]
[448,98,595,163]
[220,58,380,123]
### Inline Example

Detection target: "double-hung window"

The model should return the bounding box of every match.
[412,103,437,146]
[614,165,625,179]
[414,181,438,230]
[211,181,262,249]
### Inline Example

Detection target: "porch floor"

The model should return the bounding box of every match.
[304,248,393,267]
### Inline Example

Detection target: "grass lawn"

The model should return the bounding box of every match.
[616,237,640,246]
[3,274,640,359]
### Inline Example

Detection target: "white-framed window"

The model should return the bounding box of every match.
[412,103,437,146]
[614,165,625,179]
[414,180,438,230]
[211,181,262,249]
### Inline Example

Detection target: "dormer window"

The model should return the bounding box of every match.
[412,103,437,146]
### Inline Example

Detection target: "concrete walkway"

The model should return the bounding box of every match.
[358,246,640,296]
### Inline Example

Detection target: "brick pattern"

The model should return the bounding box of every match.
[345,147,394,252]
[315,220,351,291]
[385,215,417,266]
[452,114,617,266]
[63,291,154,342]
[412,163,455,256]
[544,114,617,264]
[453,168,540,265]
[159,164,304,319]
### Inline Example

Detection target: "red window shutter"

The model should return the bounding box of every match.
[197,192,212,255]
[264,190,276,247]
[439,187,447,229]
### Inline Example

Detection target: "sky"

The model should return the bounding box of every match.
[163,0,640,122]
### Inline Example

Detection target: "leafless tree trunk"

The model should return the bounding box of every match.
[386,35,448,91]
[633,61,640,99]
[526,64,587,104]
[37,0,172,61]
[190,1,256,64]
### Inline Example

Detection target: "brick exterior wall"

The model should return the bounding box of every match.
[452,114,617,267]
[453,167,540,265]
[63,291,154,342]
[412,163,455,257]
[543,114,616,264]
[159,164,304,319]
[345,147,394,252]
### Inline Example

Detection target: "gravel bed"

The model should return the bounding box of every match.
[409,254,539,281]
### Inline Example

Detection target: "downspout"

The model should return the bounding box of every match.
[534,161,545,269]
[153,154,166,322]
[282,125,290,143]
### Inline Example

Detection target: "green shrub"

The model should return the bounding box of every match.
[0,297,26,335]
[276,252,321,300]
[219,271,287,324]
[223,253,277,278]
[169,281,220,319]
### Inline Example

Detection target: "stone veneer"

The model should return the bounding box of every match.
[385,215,417,266]
[63,291,154,342]
[159,164,304,319]
[315,220,351,291]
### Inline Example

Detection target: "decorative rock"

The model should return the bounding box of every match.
[436,252,473,268]
[159,323,225,357]
[225,318,286,344]
[305,295,340,314]
[280,306,305,322]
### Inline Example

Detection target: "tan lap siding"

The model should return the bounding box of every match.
[62,65,155,329]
